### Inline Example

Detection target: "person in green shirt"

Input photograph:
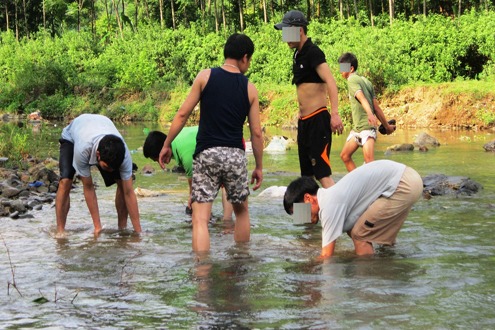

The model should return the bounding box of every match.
[143,126,233,219]
[338,52,396,172]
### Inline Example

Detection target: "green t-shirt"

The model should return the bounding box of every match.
[347,73,376,132]
[171,126,198,178]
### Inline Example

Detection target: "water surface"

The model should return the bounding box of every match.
[1,124,494,328]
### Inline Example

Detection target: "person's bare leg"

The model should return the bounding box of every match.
[221,187,233,220]
[362,138,376,164]
[187,178,193,212]
[115,180,128,230]
[340,139,360,172]
[192,202,213,252]
[55,178,73,235]
[352,238,374,255]
[232,200,250,243]
[318,176,335,188]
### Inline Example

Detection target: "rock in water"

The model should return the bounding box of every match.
[483,139,495,152]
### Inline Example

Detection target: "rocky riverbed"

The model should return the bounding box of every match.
[0,158,59,219]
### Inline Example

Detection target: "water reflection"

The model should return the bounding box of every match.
[192,248,254,328]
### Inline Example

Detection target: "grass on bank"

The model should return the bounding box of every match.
[404,79,495,97]
[0,122,60,168]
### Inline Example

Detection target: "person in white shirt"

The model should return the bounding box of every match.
[55,114,141,237]
[283,160,423,258]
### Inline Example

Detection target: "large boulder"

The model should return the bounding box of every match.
[414,132,440,147]
[29,162,59,184]
[483,139,495,152]
[422,174,482,196]
[33,167,59,183]
[1,185,22,198]
[386,143,415,153]
[257,186,287,198]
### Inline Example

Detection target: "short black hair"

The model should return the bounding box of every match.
[283,176,319,215]
[338,52,359,71]
[143,131,167,159]
[224,33,254,61]
[98,134,125,171]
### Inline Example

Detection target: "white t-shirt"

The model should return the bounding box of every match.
[318,160,406,247]
[61,114,132,180]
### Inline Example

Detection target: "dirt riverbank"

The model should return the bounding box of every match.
[379,85,495,130]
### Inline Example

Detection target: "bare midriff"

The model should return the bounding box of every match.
[296,82,327,117]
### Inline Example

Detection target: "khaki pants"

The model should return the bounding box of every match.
[351,167,423,245]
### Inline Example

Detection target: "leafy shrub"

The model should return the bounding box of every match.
[30,92,76,119]
[476,108,495,126]
[1,11,494,122]
[12,61,69,107]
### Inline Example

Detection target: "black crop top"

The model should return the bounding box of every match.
[292,38,326,85]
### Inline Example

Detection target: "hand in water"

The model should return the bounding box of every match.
[93,225,103,237]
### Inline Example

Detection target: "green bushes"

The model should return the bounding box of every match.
[313,12,495,91]
[256,84,296,126]
[0,11,494,121]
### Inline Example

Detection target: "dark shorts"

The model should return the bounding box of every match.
[297,108,332,180]
[58,139,120,187]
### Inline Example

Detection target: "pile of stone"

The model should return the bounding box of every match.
[0,158,59,219]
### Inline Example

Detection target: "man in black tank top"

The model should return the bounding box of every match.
[157,33,264,253]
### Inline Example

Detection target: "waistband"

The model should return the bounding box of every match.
[299,107,328,120]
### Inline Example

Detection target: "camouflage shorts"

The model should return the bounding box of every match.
[192,147,249,204]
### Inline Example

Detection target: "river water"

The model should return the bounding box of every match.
[1,123,494,329]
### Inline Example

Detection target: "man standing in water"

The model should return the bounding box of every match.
[55,114,142,237]
[275,10,343,188]
[338,52,396,172]
[158,33,264,252]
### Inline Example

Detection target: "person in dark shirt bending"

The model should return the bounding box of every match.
[275,10,343,188]
[158,33,263,252]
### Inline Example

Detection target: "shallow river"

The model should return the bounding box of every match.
[1,123,494,329]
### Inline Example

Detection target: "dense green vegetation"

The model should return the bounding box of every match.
[0,9,494,126]
[1,2,494,169]
[1,10,494,123]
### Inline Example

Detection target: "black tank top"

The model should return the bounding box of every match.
[195,67,250,156]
